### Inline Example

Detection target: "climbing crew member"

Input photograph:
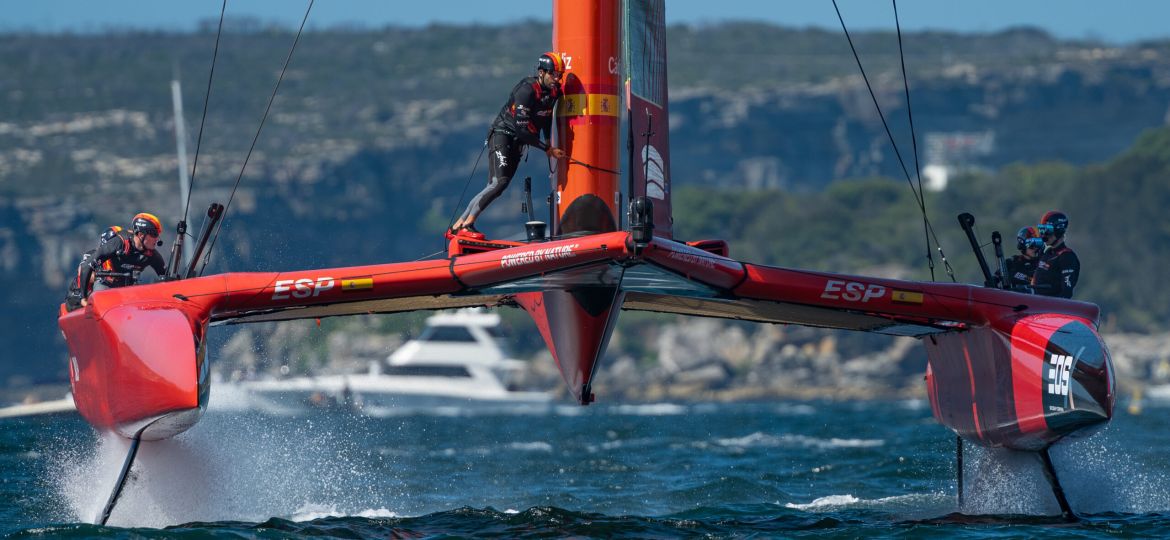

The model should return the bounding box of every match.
[64,212,167,310]
[1032,210,1080,298]
[450,52,568,239]
[1003,226,1044,292]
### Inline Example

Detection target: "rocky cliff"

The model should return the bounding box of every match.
[3,24,1169,390]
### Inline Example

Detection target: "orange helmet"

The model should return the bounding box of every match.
[131,212,163,236]
[536,51,565,74]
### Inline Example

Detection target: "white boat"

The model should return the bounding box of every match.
[229,309,552,413]
[0,393,76,419]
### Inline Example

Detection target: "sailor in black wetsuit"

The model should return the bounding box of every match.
[1032,210,1080,298]
[65,212,167,310]
[450,52,568,239]
[1003,226,1043,292]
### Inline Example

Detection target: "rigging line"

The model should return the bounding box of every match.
[832,0,956,283]
[182,0,227,225]
[831,0,920,203]
[413,249,447,262]
[446,140,489,233]
[568,157,621,176]
[199,0,315,276]
[891,0,936,281]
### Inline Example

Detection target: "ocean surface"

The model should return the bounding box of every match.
[2,396,1168,538]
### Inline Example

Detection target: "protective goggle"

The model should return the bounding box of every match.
[1023,237,1045,250]
[1036,224,1055,236]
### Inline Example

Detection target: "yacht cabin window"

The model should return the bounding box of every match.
[420,325,477,343]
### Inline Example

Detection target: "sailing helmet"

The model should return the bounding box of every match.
[131,212,163,237]
[536,51,565,74]
[1038,210,1068,239]
[1016,226,1044,253]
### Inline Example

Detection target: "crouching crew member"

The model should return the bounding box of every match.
[65,212,167,310]
[1004,226,1044,292]
[450,52,568,239]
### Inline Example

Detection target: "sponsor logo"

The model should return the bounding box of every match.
[667,249,716,270]
[821,280,886,302]
[641,143,666,200]
[500,243,579,269]
[1046,353,1075,396]
[273,276,335,300]
[608,56,619,74]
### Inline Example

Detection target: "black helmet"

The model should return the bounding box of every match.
[1038,210,1068,239]
[1016,226,1044,253]
[536,51,565,74]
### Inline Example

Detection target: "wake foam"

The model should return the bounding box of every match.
[48,413,388,528]
[960,426,1170,516]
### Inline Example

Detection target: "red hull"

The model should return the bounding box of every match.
[925,314,1114,450]
[59,294,209,440]
[59,230,1114,450]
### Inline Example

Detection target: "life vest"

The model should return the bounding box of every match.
[98,226,130,273]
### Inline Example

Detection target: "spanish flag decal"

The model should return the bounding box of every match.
[891,290,924,304]
[557,94,620,117]
[341,277,373,291]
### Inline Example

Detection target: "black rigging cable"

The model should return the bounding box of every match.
[199,0,315,276]
[891,0,936,281]
[446,141,489,234]
[831,0,956,283]
[181,0,227,226]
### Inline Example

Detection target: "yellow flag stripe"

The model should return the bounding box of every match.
[341,278,373,291]
[892,290,924,304]
[557,94,620,117]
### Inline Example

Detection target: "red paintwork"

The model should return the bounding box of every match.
[1012,314,1064,435]
[59,0,1112,454]
[516,288,624,404]
[924,314,1112,450]
[60,227,1113,450]
[553,0,621,235]
[60,256,471,438]
[731,262,1099,327]
[455,232,630,288]
[643,237,745,290]
[60,292,208,440]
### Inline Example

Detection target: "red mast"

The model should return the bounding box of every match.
[514,0,625,405]
[553,0,621,234]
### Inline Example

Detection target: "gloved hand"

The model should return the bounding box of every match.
[546,147,566,159]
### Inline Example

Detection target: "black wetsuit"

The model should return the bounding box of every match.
[1032,243,1080,298]
[65,228,167,310]
[457,76,560,225]
[1004,254,1038,292]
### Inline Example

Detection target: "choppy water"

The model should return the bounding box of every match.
[2,398,1168,538]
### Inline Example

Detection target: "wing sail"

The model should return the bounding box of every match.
[624,0,672,237]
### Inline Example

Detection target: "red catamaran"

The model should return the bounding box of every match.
[58,0,1113,524]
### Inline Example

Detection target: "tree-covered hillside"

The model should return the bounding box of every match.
[675,126,1170,333]
[2,22,1170,386]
